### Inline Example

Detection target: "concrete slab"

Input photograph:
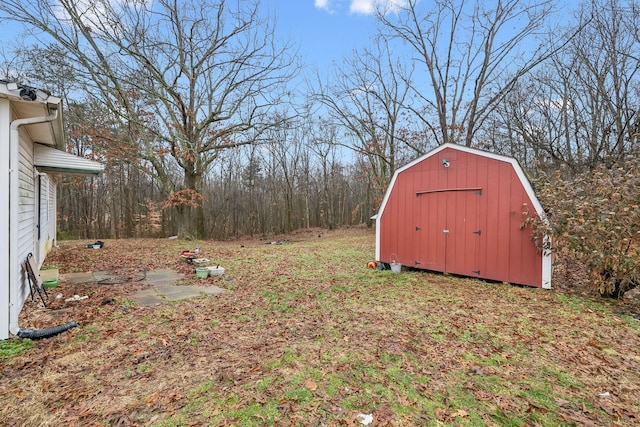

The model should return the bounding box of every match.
[135,294,165,306]
[61,272,97,284]
[61,270,114,284]
[60,269,225,307]
[153,282,184,291]
[190,285,225,295]
[144,269,183,281]
[162,290,201,301]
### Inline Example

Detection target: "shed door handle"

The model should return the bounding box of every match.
[442,229,449,234]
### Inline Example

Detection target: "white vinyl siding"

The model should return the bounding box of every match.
[16,134,36,310]
[49,176,57,246]
[38,172,57,260]
[0,99,10,339]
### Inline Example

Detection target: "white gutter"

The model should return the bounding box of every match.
[8,108,59,336]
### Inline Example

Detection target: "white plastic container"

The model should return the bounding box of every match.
[390,263,401,273]
[207,266,225,277]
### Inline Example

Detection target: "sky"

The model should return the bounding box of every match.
[0,0,395,74]
[0,0,576,87]
[268,0,399,70]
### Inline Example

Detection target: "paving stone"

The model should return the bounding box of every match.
[135,294,165,306]
[61,272,98,284]
[162,289,202,301]
[64,269,224,306]
[190,285,225,295]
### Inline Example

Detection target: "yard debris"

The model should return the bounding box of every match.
[65,294,88,302]
[86,241,104,249]
[470,366,486,376]
[180,248,202,263]
[598,391,611,397]
[356,413,373,425]
[623,287,640,300]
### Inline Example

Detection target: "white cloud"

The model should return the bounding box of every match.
[350,0,409,15]
[53,0,151,36]
[350,0,374,14]
[314,0,331,11]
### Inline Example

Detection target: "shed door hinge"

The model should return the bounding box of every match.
[475,189,483,195]
[473,230,482,235]
[415,226,421,231]
[472,270,481,275]
[415,261,421,266]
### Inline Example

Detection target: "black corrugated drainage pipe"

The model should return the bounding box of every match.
[17,321,79,339]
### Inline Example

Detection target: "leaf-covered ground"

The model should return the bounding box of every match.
[1,228,639,426]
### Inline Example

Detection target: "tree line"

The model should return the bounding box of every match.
[0,1,639,291]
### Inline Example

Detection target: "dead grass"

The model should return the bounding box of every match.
[1,228,639,426]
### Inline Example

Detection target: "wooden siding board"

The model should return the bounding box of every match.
[407,171,416,265]
[459,153,472,276]
[448,162,463,274]
[467,154,480,275]
[484,158,500,279]
[396,171,410,265]
[496,162,513,282]
[398,172,409,263]
[515,185,542,286]
[408,170,420,265]
[382,175,403,263]
[436,164,448,272]
[509,170,525,284]
[476,155,489,279]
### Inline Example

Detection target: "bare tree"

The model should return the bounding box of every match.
[377,0,571,147]
[310,37,420,207]
[488,0,640,173]
[0,0,298,236]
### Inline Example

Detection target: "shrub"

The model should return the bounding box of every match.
[531,158,640,296]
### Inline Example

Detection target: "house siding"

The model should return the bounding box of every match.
[0,99,10,339]
[2,84,104,340]
[38,172,57,261]
[16,134,36,311]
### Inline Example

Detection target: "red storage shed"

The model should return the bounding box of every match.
[375,143,551,288]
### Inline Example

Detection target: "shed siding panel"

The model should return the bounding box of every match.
[380,177,398,263]
[476,155,489,280]
[510,171,526,282]
[397,171,413,265]
[497,162,514,282]
[481,161,501,280]
[406,170,419,265]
